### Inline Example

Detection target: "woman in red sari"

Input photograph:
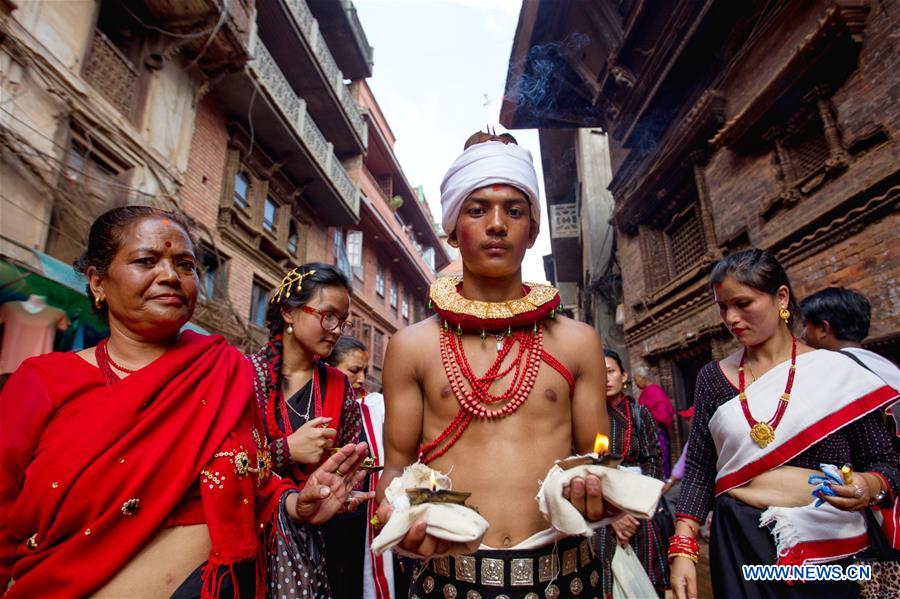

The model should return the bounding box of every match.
[249,263,362,598]
[0,207,370,598]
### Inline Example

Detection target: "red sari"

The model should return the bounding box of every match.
[0,331,293,598]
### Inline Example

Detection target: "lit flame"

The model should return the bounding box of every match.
[429,470,437,492]
[593,433,609,455]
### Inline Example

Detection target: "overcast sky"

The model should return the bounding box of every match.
[355,0,551,283]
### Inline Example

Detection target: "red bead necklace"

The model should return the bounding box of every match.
[420,323,543,463]
[95,338,139,385]
[738,336,797,449]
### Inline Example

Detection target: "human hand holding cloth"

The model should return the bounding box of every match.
[371,463,489,558]
[537,456,665,536]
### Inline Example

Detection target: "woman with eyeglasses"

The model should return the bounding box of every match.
[249,262,363,598]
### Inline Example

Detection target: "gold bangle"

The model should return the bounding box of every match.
[669,552,699,564]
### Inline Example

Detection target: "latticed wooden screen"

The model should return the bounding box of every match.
[639,227,670,290]
[785,120,829,180]
[668,206,706,275]
[83,30,137,116]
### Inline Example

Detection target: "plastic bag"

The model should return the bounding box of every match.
[611,544,658,599]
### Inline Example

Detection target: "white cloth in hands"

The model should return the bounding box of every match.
[371,463,490,558]
[537,457,665,537]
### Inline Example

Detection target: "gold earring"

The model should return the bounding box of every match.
[286,323,293,335]
[779,307,790,323]
[95,296,103,310]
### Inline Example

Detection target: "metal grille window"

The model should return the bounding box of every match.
[667,205,706,275]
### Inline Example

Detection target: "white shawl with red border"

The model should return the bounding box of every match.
[709,349,898,565]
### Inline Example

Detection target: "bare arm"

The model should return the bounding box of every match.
[562,321,609,521]
[571,321,609,453]
[373,323,453,556]
[376,326,425,502]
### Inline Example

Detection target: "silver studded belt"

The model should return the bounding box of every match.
[411,536,602,599]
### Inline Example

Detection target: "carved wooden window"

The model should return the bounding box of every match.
[666,204,706,276]
[778,113,830,182]
[83,1,156,120]
[639,195,709,292]
[372,328,385,369]
[638,227,668,291]
[764,94,849,219]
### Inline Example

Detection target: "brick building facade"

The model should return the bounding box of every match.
[503,0,898,450]
[1,0,445,390]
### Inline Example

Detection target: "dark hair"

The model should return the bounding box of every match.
[800,287,871,342]
[709,248,800,328]
[324,336,368,367]
[603,348,626,374]
[264,262,352,339]
[74,205,193,314]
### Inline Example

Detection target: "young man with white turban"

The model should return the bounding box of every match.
[374,131,610,598]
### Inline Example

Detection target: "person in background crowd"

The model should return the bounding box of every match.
[800,286,899,437]
[633,363,675,478]
[801,286,900,551]
[249,263,366,598]
[323,336,398,599]
[0,207,369,598]
[670,249,898,599]
[598,348,669,597]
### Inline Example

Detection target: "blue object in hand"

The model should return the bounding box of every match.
[809,463,845,507]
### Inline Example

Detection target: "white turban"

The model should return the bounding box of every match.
[439,141,540,235]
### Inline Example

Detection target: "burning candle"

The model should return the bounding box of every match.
[406,470,473,507]
[558,432,622,470]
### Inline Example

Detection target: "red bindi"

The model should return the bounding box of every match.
[491,184,503,191]
[164,241,172,248]
[161,219,171,226]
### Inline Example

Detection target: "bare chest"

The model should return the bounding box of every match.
[419,331,573,422]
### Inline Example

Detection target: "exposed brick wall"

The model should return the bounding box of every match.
[789,211,899,342]
[611,0,898,413]
[180,96,227,233]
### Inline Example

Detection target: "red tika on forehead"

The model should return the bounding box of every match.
[164,241,172,248]
[491,184,504,191]
[161,219,171,226]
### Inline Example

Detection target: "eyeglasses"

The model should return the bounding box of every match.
[300,305,352,334]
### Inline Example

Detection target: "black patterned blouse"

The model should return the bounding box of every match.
[676,361,900,522]
[597,396,669,595]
